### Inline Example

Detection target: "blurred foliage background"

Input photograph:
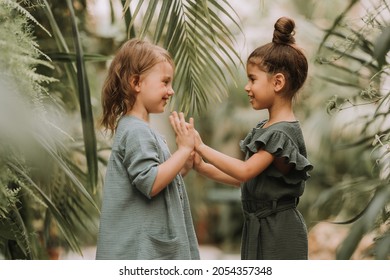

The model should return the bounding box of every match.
[0,0,388,259]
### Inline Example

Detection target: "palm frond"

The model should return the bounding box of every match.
[46,52,111,63]
[7,162,83,256]
[122,0,243,115]
[33,133,98,211]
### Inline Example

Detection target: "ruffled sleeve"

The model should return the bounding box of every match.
[240,122,313,184]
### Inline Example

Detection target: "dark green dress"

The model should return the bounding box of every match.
[239,120,313,260]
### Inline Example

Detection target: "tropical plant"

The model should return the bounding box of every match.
[0,0,100,259]
[315,0,390,259]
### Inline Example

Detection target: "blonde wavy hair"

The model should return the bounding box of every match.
[100,39,174,133]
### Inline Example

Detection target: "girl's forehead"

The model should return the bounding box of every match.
[143,61,174,78]
[157,61,174,74]
[246,63,263,74]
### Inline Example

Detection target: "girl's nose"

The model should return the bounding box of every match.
[244,82,250,93]
[168,86,174,96]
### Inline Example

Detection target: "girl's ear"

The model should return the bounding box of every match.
[273,73,286,93]
[129,75,141,92]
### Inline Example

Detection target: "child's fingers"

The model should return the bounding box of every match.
[178,112,188,134]
[169,118,176,134]
[178,112,188,133]
[171,111,180,127]
[188,117,194,130]
[171,111,195,136]
[169,114,176,130]
[169,111,181,134]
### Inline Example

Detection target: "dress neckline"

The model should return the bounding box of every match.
[259,120,299,129]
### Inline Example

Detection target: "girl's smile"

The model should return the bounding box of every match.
[245,64,275,110]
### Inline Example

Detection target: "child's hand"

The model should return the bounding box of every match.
[184,151,195,170]
[180,151,194,176]
[193,151,204,171]
[194,129,204,151]
[169,111,194,152]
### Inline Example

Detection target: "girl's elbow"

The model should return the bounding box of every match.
[233,180,242,188]
[236,169,255,182]
[236,174,249,183]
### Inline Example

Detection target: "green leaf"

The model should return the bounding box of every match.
[373,26,390,68]
[41,0,79,108]
[7,162,83,256]
[336,186,390,259]
[46,52,111,63]
[318,0,360,53]
[153,0,171,42]
[66,0,98,190]
[139,0,159,38]
[33,134,99,212]
[375,233,390,259]
[8,207,32,259]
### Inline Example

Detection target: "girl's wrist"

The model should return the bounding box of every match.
[193,158,205,173]
[179,145,194,155]
[195,143,206,156]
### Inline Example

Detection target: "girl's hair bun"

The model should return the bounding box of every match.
[272,17,296,45]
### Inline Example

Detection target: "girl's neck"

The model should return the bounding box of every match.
[264,100,295,128]
[126,109,150,123]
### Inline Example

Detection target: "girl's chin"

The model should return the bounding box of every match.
[155,106,166,114]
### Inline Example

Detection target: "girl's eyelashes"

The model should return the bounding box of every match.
[163,79,172,85]
[247,75,256,82]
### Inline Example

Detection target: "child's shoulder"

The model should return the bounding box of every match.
[116,115,155,141]
[118,115,150,130]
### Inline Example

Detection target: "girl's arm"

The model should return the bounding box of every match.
[196,143,274,182]
[193,126,274,182]
[194,152,240,187]
[150,113,194,197]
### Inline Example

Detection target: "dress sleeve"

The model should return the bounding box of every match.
[121,123,160,199]
[240,128,313,184]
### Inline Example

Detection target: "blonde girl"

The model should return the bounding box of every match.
[96,39,199,260]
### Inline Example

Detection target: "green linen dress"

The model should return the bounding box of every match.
[239,120,313,260]
[96,115,200,260]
